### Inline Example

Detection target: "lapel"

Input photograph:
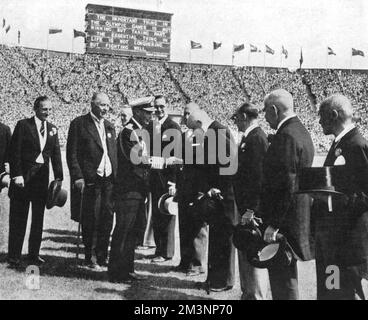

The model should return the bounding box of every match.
[44,122,53,151]
[29,117,41,151]
[324,127,359,166]
[104,120,114,154]
[85,113,103,150]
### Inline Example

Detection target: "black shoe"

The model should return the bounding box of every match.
[84,259,102,271]
[97,259,108,268]
[171,264,189,273]
[7,257,21,269]
[151,256,172,263]
[127,272,147,281]
[27,256,45,266]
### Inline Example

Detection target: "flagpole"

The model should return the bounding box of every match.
[232,52,234,66]
[71,37,74,60]
[263,47,266,75]
[326,52,328,70]
[46,32,49,59]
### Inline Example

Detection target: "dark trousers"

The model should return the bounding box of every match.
[179,201,207,271]
[315,213,366,300]
[152,191,174,259]
[81,176,113,263]
[8,196,46,260]
[108,197,145,279]
[207,208,236,289]
[268,259,299,300]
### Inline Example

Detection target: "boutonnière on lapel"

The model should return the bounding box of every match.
[49,127,57,137]
[240,142,246,152]
[334,148,342,158]
[107,132,112,139]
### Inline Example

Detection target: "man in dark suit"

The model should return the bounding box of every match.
[66,92,117,269]
[108,97,156,283]
[149,95,181,263]
[187,109,238,292]
[261,89,315,300]
[316,94,368,300]
[7,96,63,268]
[175,102,208,276]
[0,121,11,190]
[231,102,269,300]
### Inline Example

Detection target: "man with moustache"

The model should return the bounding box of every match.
[261,89,314,300]
[149,95,181,263]
[316,94,368,300]
[108,97,156,283]
[7,96,63,268]
[67,92,117,270]
[231,102,269,300]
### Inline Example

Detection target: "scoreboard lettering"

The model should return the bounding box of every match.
[85,4,173,59]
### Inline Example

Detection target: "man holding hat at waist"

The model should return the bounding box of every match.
[316,94,368,300]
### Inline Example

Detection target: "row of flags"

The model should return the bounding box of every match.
[2,18,10,33]
[190,40,365,58]
[49,28,86,38]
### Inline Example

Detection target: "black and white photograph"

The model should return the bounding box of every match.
[0,0,368,303]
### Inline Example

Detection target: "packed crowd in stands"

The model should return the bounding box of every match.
[1,45,368,152]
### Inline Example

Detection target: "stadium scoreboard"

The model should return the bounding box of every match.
[85,4,173,60]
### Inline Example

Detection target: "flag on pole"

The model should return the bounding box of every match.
[282,45,288,59]
[74,29,86,38]
[49,28,62,34]
[328,47,336,56]
[18,30,20,44]
[190,41,202,49]
[352,48,364,57]
[233,44,245,52]
[265,45,275,55]
[5,25,10,33]
[213,42,222,50]
[299,48,304,68]
[2,19,5,28]
[250,44,260,52]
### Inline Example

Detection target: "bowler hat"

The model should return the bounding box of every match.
[46,180,67,210]
[296,166,346,197]
[158,193,178,216]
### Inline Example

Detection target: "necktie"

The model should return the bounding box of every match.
[40,121,45,136]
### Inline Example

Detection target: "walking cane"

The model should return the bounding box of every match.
[76,185,85,264]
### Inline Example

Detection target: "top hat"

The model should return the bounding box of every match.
[158,193,178,216]
[233,223,263,252]
[247,234,296,269]
[46,180,67,210]
[189,192,223,224]
[296,166,346,197]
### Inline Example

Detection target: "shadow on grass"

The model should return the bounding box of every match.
[44,229,78,237]
[42,246,79,254]
[42,236,78,245]
[95,275,212,300]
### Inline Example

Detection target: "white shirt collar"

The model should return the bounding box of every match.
[277,115,296,133]
[131,117,142,129]
[201,120,213,134]
[90,111,104,125]
[34,115,44,128]
[243,124,259,139]
[334,123,355,143]
[158,114,168,125]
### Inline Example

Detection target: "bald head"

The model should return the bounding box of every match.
[183,102,201,125]
[187,109,212,130]
[264,89,295,129]
[319,94,354,136]
[264,89,294,114]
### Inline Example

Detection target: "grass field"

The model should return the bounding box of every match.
[0,152,366,300]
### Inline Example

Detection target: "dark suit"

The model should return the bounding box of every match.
[149,116,181,259]
[108,118,151,280]
[260,116,315,300]
[233,126,269,299]
[203,121,237,289]
[0,122,11,190]
[315,127,368,300]
[66,113,117,263]
[8,117,63,260]
[177,130,208,272]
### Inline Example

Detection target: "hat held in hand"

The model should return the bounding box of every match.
[158,193,178,216]
[46,180,67,210]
